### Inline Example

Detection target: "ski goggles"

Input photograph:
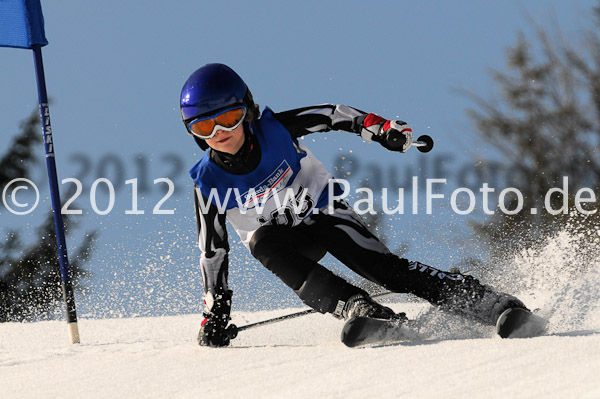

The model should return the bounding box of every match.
[185,105,247,140]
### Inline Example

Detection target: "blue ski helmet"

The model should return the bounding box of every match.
[180,63,258,150]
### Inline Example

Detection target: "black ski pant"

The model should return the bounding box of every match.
[249,201,510,324]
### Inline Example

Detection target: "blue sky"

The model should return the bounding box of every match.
[1,0,597,316]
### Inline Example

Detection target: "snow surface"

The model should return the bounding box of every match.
[1,303,599,399]
[2,229,600,399]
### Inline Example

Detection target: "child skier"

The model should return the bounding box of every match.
[181,63,527,347]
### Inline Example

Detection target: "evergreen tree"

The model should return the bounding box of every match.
[466,9,600,267]
[0,111,95,322]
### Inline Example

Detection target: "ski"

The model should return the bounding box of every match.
[496,308,548,339]
[341,316,423,348]
[342,308,548,347]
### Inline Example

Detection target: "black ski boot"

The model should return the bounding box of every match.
[443,278,527,326]
[342,293,405,321]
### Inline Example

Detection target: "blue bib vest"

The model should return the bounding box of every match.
[190,107,338,247]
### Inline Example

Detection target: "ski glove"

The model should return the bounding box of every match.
[198,289,233,347]
[359,113,413,152]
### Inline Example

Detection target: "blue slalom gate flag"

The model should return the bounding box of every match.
[0,0,48,49]
[1,0,80,344]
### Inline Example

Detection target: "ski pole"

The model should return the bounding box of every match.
[225,291,400,339]
[386,131,435,153]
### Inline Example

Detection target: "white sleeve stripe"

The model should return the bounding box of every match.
[332,104,364,126]
[306,123,329,132]
[296,107,334,117]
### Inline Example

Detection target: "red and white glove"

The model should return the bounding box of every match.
[360,113,413,153]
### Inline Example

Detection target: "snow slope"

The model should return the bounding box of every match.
[2,230,600,399]
[2,298,599,399]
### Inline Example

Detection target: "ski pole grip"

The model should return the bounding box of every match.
[225,324,238,339]
[385,130,407,150]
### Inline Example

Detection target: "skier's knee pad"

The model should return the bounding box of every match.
[294,266,366,315]
[249,226,323,290]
